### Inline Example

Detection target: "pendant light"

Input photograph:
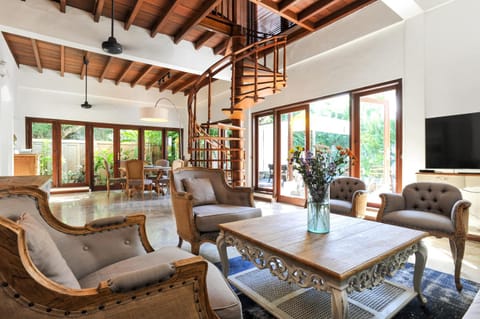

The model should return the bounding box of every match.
[81,56,92,109]
[102,0,123,54]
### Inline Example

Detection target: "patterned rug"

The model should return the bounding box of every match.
[218,257,479,319]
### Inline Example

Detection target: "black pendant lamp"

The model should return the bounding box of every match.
[81,56,92,109]
[102,0,123,54]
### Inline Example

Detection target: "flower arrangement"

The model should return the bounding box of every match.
[289,144,355,202]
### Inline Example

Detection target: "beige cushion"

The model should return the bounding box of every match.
[193,204,262,232]
[182,177,217,206]
[330,199,352,216]
[79,246,242,319]
[17,213,81,289]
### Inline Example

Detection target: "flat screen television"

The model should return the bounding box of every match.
[425,112,480,169]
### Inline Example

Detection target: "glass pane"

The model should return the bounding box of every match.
[257,115,274,190]
[310,94,350,154]
[61,124,86,184]
[280,110,306,199]
[31,122,53,176]
[167,130,180,163]
[144,130,163,165]
[120,129,138,161]
[93,128,114,186]
[359,89,397,204]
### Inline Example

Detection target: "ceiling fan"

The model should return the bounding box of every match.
[102,0,122,54]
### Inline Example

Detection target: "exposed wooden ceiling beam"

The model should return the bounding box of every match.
[131,65,154,88]
[278,0,297,12]
[198,15,233,36]
[31,39,42,73]
[194,31,215,50]
[115,61,135,85]
[59,0,67,13]
[249,0,315,32]
[93,0,105,22]
[213,39,229,55]
[99,56,114,82]
[151,1,180,37]
[172,75,196,94]
[313,0,375,30]
[125,0,145,30]
[146,69,170,90]
[80,52,91,80]
[159,72,186,92]
[298,0,334,23]
[174,0,222,44]
[60,45,65,77]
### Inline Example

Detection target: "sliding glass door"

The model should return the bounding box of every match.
[277,107,308,206]
[60,124,86,186]
[352,83,402,205]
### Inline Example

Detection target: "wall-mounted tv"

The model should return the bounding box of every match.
[425,112,480,169]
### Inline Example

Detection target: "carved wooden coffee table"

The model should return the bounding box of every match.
[217,212,428,319]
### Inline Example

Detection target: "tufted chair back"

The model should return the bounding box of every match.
[330,177,366,202]
[403,182,462,218]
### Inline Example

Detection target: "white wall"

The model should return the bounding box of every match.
[424,0,480,118]
[12,66,189,165]
[0,34,18,175]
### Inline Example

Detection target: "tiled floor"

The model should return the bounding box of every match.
[48,190,480,283]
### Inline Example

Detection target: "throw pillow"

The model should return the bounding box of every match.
[182,177,217,206]
[17,213,81,289]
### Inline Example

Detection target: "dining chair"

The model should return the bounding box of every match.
[125,159,153,198]
[102,158,126,197]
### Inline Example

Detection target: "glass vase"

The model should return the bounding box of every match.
[307,184,330,234]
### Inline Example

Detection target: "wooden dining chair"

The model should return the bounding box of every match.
[125,159,153,198]
[152,159,170,195]
[102,158,126,197]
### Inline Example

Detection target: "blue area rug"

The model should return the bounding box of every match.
[217,257,479,319]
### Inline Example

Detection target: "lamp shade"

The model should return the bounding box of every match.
[139,106,169,122]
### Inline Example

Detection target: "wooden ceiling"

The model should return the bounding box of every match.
[3,0,376,95]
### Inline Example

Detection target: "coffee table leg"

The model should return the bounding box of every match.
[331,288,348,319]
[216,231,229,277]
[414,240,428,304]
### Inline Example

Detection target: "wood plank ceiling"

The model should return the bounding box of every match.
[3,0,376,95]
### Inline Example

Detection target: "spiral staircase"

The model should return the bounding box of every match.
[186,35,287,186]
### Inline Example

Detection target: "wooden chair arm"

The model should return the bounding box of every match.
[451,200,471,235]
[170,192,200,243]
[352,190,368,218]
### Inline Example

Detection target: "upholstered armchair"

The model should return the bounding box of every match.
[0,186,242,319]
[377,182,471,291]
[170,167,262,255]
[330,177,368,218]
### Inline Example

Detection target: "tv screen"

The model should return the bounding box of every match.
[425,112,480,169]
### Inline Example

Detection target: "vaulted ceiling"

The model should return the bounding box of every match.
[2,0,377,95]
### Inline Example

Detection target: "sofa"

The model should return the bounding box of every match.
[0,185,242,319]
[170,167,262,255]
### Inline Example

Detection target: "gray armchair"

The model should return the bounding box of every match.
[0,186,242,319]
[377,182,471,291]
[330,177,368,218]
[170,167,262,255]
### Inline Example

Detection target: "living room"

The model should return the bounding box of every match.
[0,0,479,318]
